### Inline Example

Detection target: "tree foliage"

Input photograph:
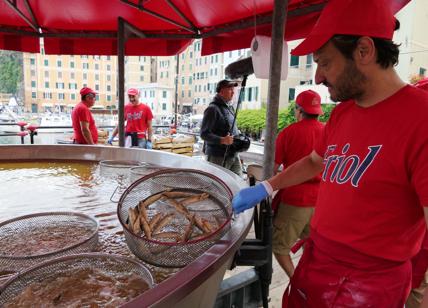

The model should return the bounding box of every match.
[0,51,22,94]
[237,102,337,138]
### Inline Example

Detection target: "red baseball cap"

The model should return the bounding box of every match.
[80,87,97,96]
[291,0,396,56]
[127,88,139,96]
[415,78,428,92]
[296,90,323,115]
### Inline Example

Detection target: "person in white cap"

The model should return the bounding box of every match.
[71,87,98,145]
[232,0,428,306]
[109,88,153,148]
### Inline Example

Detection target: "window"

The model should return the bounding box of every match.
[95,74,99,81]
[45,82,49,88]
[107,75,111,81]
[44,59,48,66]
[57,60,62,67]
[30,58,35,65]
[181,77,185,84]
[95,84,99,91]
[255,87,259,101]
[107,95,111,101]
[140,76,144,81]
[70,61,75,68]
[44,71,49,78]
[162,91,167,98]
[160,72,163,78]
[289,88,296,101]
[83,73,87,80]
[31,70,35,77]
[70,72,75,79]
[58,93,65,100]
[95,64,99,70]
[188,90,191,97]
[162,103,167,110]
[107,65,111,70]
[140,65,144,71]
[58,72,62,78]
[151,90,155,97]
[248,87,253,101]
[190,52,193,58]
[290,55,299,67]
[181,90,184,98]
[83,63,89,69]
[306,54,313,68]
[31,81,36,87]
[31,92,36,99]
[107,56,111,60]
[107,85,111,91]
[420,67,426,76]
[189,77,192,84]
[71,93,76,100]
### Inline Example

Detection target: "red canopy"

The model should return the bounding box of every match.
[0,0,411,56]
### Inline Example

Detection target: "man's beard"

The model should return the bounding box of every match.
[326,60,366,102]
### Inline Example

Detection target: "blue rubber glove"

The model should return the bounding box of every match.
[232,183,269,214]
[146,141,153,149]
[107,137,114,145]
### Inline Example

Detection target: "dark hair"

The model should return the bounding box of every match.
[331,32,400,69]
[296,105,319,119]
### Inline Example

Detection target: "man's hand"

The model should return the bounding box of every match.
[221,134,234,145]
[232,183,270,214]
[146,140,153,149]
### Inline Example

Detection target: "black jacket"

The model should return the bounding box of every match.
[200,94,238,157]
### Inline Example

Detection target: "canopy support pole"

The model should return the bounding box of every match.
[263,0,289,179]
[117,17,127,147]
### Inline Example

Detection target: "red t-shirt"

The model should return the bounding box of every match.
[275,118,325,207]
[71,102,98,144]
[313,85,428,261]
[125,103,153,139]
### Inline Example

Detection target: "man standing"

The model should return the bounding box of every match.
[72,87,98,145]
[109,88,153,148]
[232,0,428,306]
[200,79,242,176]
[272,90,324,278]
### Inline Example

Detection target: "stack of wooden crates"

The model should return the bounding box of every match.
[152,135,195,156]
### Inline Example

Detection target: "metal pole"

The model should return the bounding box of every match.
[174,55,179,127]
[263,0,289,180]
[117,17,126,147]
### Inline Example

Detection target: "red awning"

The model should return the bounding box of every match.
[0,0,411,56]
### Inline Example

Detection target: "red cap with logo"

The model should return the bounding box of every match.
[415,78,428,92]
[80,87,97,96]
[296,90,323,115]
[127,88,139,96]
[291,0,396,56]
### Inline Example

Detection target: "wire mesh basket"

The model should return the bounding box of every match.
[99,160,143,203]
[0,253,154,307]
[129,163,166,183]
[0,212,99,272]
[99,159,142,179]
[117,169,233,268]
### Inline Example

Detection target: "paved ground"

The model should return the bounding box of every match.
[223,225,303,308]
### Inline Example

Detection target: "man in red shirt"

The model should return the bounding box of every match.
[71,87,98,144]
[233,0,428,306]
[272,90,324,278]
[109,88,153,148]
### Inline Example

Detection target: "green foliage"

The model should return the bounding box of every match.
[237,102,337,137]
[0,51,22,94]
[319,104,336,122]
[236,109,266,136]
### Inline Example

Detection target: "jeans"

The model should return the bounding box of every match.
[206,153,243,176]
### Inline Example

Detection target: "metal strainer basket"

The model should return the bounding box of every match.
[99,159,142,179]
[99,160,142,202]
[0,212,99,272]
[129,163,166,183]
[0,253,154,306]
[117,169,233,268]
